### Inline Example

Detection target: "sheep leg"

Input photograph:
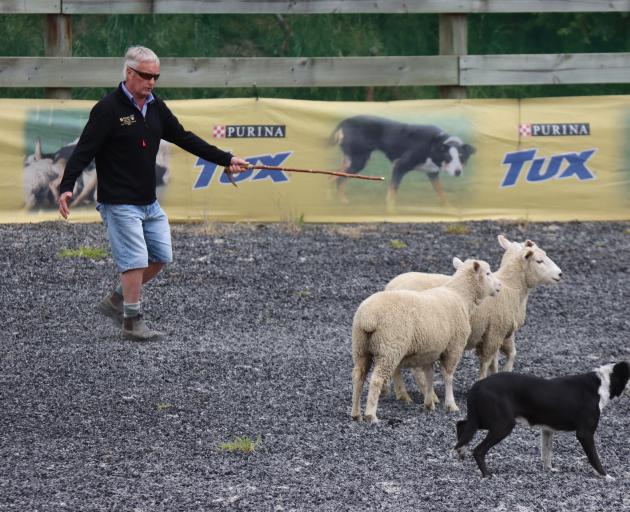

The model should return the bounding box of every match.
[420,365,438,411]
[351,355,371,421]
[364,358,395,424]
[380,377,392,398]
[393,366,413,404]
[48,180,61,203]
[490,352,500,375]
[24,193,37,210]
[411,367,439,405]
[70,172,97,207]
[477,336,500,380]
[440,351,463,412]
[500,334,517,372]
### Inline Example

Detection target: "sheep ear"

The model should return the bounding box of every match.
[525,239,535,247]
[497,234,511,250]
[524,250,534,259]
[473,261,480,272]
[452,257,463,270]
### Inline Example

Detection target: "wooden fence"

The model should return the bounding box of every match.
[1,1,630,99]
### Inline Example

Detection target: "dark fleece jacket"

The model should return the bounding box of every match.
[59,84,232,205]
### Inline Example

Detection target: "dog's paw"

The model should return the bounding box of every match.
[453,448,466,460]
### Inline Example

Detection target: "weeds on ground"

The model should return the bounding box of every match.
[155,402,173,412]
[58,246,108,259]
[330,226,364,239]
[218,435,262,454]
[495,217,531,234]
[280,213,306,233]
[389,239,408,249]
[297,288,311,298]
[443,223,469,235]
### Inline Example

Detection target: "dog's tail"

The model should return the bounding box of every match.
[454,411,479,451]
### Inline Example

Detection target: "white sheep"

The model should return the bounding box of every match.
[385,235,562,404]
[351,258,500,423]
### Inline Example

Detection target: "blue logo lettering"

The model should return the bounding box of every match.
[500,149,596,187]
[501,149,536,187]
[193,151,293,189]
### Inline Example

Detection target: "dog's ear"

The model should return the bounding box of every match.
[462,143,476,156]
[435,131,452,146]
[610,362,630,398]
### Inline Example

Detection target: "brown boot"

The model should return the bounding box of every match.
[98,291,123,327]
[122,314,163,341]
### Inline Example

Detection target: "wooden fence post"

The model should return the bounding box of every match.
[44,14,72,99]
[439,13,467,99]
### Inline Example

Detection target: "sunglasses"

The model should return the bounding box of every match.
[129,66,160,81]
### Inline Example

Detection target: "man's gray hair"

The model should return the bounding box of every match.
[123,46,160,79]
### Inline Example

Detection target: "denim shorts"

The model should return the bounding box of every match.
[97,201,173,273]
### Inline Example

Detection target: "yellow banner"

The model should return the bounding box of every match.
[3,95,629,223]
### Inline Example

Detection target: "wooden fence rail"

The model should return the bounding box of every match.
[3,0,630,14]
[2,54,629,88]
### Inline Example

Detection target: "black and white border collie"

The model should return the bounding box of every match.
[454,361,630,479]
[331,115,476,206]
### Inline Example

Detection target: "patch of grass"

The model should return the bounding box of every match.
[218,435,262,454]
[389,239,408,249]
[297,288,311,298]
[58,246,108,259]
[280,213,306,233]
[443,223,469,235]
[155,402,173,412]
[624,228,630,235]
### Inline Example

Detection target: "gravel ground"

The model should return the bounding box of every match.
[1,219,630,512]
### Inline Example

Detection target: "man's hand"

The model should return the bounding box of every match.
[228,156,250,174]
[58,191,73,219]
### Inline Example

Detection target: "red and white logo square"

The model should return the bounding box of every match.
[212,125,226,138]
[519,123,531,137]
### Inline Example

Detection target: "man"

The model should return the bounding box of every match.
[58,46,248,341]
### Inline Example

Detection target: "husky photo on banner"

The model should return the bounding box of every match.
[0,95,629,223]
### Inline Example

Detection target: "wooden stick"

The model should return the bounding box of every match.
[223,164,384,186]
[246,164,385,181]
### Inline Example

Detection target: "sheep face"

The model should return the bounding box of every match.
[452,257,501,304]
[497,234,562,287]
[523,246,562,287]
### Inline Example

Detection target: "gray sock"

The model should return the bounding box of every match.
[123,302,141,318]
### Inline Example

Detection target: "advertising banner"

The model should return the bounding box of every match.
[3,94,629,223]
